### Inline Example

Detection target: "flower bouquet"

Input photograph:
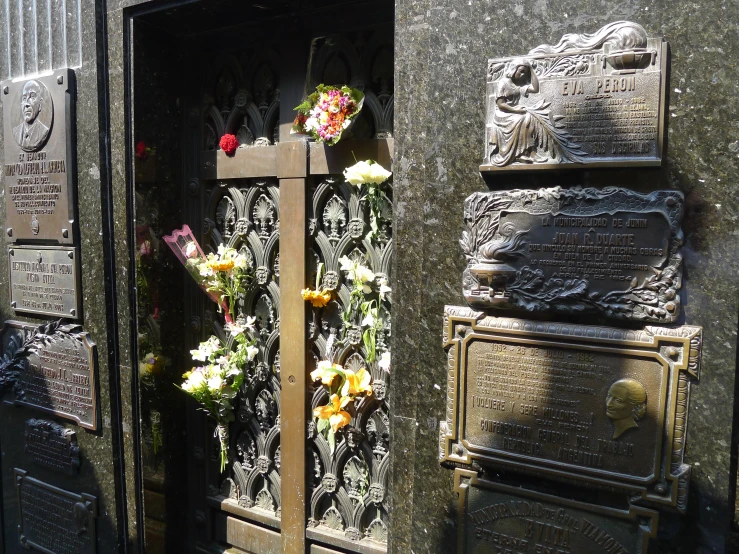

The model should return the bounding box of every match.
[180,319,259,471]
[163,225,253,322]
[310,360,373,454]
[291,85,364,145]
[344,160,392,241]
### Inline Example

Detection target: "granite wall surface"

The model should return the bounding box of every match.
[391,1,739,553]
[0,0,130,552]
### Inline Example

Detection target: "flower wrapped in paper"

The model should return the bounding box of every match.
[163,225,253,322]
[291,84,364,145]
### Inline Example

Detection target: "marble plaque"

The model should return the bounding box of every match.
[0,320,98,430]
[1,69,76,244]
[481,21,667,171]
[461,187,683,323]
[455,469,658,554]
[9,245,80,319]
[15,469,97,554]
[440,307,701,511]
[25,419,81,475]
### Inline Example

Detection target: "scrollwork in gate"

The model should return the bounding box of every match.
[204,50,281,151]
[204,178,281,518]
[308,175,392,545]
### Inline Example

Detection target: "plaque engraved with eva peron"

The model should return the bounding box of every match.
[481,21,667,172]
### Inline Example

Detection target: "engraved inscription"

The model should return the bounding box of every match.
[1,69,75,243]
[461,187,683,322]
[9,246,80,319]
[441,308,702,510]
[456,470,657,554]
[466,340,661,477]
[15,469,97,554]
[482,21,666,171]
[507,211,669,284]
[25,419,80,475]
[0,321,98,430]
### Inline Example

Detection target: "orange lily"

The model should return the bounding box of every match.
[207,258,235,272]
[301,288,332,308]
[313,394,353,432]
[341,368,373,397]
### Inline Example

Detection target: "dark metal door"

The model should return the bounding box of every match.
[131,6,393,553]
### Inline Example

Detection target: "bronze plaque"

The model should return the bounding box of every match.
[1,68,76,244]
[461,187,683,323]
[9,245,80,319]
[440,307,701,511]
[25,419,80,475]
[481,21,667,171]
[14,469,97,554]
[455,469,658,554]
[0,321,99,430]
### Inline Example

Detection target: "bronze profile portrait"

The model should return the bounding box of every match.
[13,79,53,152]
[606,378,647,439]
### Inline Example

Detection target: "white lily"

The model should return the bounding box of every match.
[246,345,259,361]
[379,351,391,372]
[343,160,391,187]
[207,375,223,392]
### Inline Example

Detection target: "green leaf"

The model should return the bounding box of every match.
[328,428,336,455]
[317,417,330,434]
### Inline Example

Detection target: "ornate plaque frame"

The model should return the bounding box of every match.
[1,68,76,244]
[455,469,658,554]
[461,187,684,323]
[440,307,701,511]
[0,320,99,430]
[480,21,667,171]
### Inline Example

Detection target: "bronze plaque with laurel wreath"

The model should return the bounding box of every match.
[461,187,683,323]
[440,307,701,512]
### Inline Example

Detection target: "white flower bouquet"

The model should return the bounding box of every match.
[180,319,258,472]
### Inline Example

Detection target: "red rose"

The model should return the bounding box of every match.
[219,134,239,156]
[135,141,148,159]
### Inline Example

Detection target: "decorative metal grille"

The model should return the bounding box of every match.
[204,51,281,150]
[205,179,282,518]
[307,174,392,545]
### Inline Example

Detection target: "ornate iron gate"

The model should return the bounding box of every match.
[135,23,393,554]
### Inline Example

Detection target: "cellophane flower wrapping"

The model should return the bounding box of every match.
[291,85,365,145]
[164,225,254,323]
[163,225,232,319]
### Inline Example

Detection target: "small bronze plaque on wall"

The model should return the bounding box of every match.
[461,187,683,322]
[440,307,701,511]
[455,469,658,554]
[1,68,76,244]
[25,419,81,475]
[481,21,667,171]
[9,245,80,319]
[0,320,99,430]
[15,469,97,553]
